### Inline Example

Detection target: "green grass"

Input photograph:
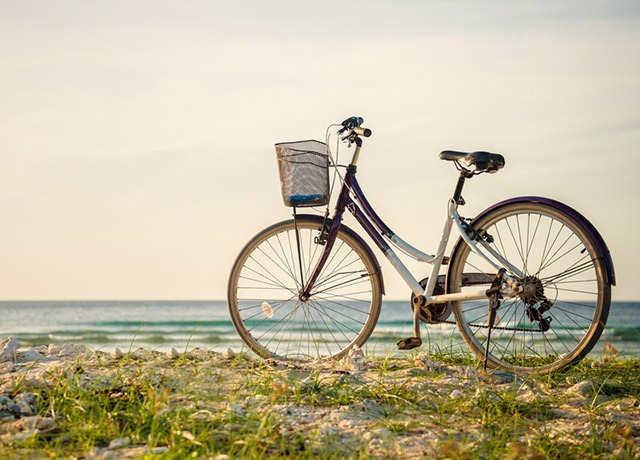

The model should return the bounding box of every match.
[1,351,639,459]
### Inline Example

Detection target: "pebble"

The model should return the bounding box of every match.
[0,337,19,363]
[48,343,83,357]
[108,437,132,450]
[222,348,236,359]
[342,345,365,372]
[486,371,518,384]
[13,393,36,416]
[567,380,594,397]
[16,349,43,363]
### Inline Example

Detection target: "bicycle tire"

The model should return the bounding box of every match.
[227,214,383,360]
[447,199,611,374]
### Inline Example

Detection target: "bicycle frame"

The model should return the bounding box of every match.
[301,138,523,307]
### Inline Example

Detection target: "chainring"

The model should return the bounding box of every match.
[410,275,453,324]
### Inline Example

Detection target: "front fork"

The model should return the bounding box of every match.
[298,188,350,301]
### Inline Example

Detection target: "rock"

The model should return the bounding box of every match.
[567,380,594,397]
[133,348,156,359]
[169,348,181,359]
[342,345,365,372]
[108,436,131,450]
[47,343,87,357]
[456,366,478,379]
[13,393,36,416]
[0,337,19,363]
[486,370,518,384]
[449,389,464,399]
[422,359,444,372]
[0,395,18,417]
[363,427,393,444]
[1,416,56,434]
[1,428,39,444]
[222,348,236,359]
[189,348,211,360]
[16,348,43,363]
[227,403,244,416]
[113,348,124,359]
[406,367,431,376]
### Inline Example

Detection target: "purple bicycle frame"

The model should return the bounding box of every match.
[300,164,395,299]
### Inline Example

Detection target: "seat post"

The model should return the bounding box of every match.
[452,169,473,205]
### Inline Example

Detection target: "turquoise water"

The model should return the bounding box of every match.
[1,300,638,358]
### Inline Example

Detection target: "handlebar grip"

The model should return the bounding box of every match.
[341,116,363,129]
[354,127,372,137]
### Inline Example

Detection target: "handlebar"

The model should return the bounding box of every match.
[338,116,372,138]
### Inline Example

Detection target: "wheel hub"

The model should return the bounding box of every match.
[520,276,545,305]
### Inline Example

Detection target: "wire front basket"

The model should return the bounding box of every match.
[275,140,330,208]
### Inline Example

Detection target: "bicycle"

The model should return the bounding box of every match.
[227,116,616,374]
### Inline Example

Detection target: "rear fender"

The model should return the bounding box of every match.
[448,196,615,286]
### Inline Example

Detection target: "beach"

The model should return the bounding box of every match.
[1,337,639,459]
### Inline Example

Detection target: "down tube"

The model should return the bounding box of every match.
[345,180,424,295]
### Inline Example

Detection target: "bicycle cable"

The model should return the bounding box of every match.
[325,124,346,202]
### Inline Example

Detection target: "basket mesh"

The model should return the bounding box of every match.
[275,140,330,207]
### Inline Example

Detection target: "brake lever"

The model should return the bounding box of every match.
[340,132,355,145]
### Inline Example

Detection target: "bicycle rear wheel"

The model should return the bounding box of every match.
[228,215,383,360]
[447,199,612,374]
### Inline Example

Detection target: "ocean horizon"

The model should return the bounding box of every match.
[1,300,639,359]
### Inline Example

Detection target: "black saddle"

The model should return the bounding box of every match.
[439,150,505,173]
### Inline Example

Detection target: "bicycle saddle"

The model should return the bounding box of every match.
[439,150,505,173]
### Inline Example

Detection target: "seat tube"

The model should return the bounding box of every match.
[424,201,455,301]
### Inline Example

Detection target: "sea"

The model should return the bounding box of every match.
[1,300,638,359]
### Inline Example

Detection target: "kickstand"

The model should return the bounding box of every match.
[483,269,505,371]
[397,295,424,350]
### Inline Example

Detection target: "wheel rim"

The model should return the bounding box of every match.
[450,204,608,372]
[229,219,380,360]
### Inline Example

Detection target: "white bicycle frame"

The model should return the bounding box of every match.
[318,138,525,338]
[386,198,525,302]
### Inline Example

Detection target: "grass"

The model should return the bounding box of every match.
[1,349,639,459]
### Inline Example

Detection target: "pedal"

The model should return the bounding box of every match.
[397,337,422,350]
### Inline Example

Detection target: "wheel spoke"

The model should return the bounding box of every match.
[228,217,381,360]
[450,202,609,373]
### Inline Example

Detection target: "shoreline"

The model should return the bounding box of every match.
[1,337,639,458]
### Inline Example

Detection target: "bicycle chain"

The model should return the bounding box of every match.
[439,319,543,333]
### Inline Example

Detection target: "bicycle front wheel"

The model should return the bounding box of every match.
[447,199,611,374]
[227,215,383,360]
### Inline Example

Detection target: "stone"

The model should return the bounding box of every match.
[16,348,43,363]
[222,348,236,359]
[108,436,132,450]
[0,395,18,416]
[13,393,36,416]
[567,380,594,398]
[0,337,19,363]
[47,343,85,357]
[342,345,365,372]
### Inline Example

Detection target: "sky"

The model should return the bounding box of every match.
[1,0,639,300]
